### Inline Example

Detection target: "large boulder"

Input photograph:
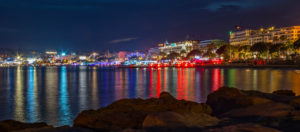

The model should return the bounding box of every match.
[272,90,295,97]
[242,90,295,103]
[74,92,212,131]
[276,111,300,132]
[206,87,272,115]
[220,102,300,131]
[289,97,300,110]
[13,126,94,132]
[0,120,52,132]
[142,112,219,128]
[204,123,282,132]
[221,102,294,118]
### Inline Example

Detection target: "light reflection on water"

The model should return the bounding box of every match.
[0,66,300,126]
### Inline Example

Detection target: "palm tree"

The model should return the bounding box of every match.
[280,45,288,55]
[180,50,187,57]
[238,45,251,60]
[293,39,300,51]
[186,49,203,59]
[167,52,180,60]
[216,45,227,55]
[273,36,279,42]
[269,43,283,59]
[250,42,271,59]
[293,39,300,59]
[159,52,167,60]
[203,49,217,58]
[229,45,241,60]
[207,43,216,50]
[280,35,287,41]
[216,45,230,60]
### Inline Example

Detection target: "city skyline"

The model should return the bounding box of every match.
[1,0,300,51]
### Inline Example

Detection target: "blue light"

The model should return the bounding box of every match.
[59,66,71,125]
[27,66,36,123]
[171,43,176,47]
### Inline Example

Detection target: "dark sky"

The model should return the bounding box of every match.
[0,0,300,51]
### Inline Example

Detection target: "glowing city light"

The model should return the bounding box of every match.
[61,52,66,56]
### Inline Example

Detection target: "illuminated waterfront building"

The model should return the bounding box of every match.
[45,51,57,56]
[147,39,227,59]
[272,26,300,43]
[159,40,199,54]
[230,26,300,46]
[197,39,226,47]
[147,40,197,59]
[126,52,145,60]
[147,47,161,60]
[117,51,127,62]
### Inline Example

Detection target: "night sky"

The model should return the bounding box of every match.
[0,0,300,51]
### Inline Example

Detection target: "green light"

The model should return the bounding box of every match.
[228,69,235,87]
[229,31,233,35]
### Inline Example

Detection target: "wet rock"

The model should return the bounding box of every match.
[158,92,177,103]
[272,90,295,96]
[0,120,52,132]
[289,97,300,110]
[14,126,94,132]
[235,96,272,106]
[142,111,219,128]
[242,90,294,104]
[221,102,294,118]
[119,128,144,132]
[206,87,272,115]
[143,112,186,128]
[204,123,282,132]
[277,113,300,132]
[74,92,211,131]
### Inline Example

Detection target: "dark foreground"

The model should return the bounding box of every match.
[1,87,300,132]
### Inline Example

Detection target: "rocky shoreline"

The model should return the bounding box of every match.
[1,87,300,132]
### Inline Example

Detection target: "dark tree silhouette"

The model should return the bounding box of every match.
[186,49,202,58]
[167,52,180,60]
[250,42,271,58]
[250,42,271,54]
[216,45,229,55]
[269,43,284,54]
[239,45,250,52]
[280,35,287,41]
[294,39,300,49]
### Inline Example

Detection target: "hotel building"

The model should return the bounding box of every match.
[197,39,226,47]
[230,26,300,46]
[155,40,199,54]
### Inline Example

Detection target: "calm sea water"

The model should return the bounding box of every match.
[0,66,300,126]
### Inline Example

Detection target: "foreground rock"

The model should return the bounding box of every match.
[74,92,212,131]
[204,123,282,132]
[222,102,294,118]
[143,112,219,128]
[206,87,272,115]
[0,120,52,132]
[289,97,300,110]
[14,126,94,132]
[242,90,295,104]
[272,90,296,96]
